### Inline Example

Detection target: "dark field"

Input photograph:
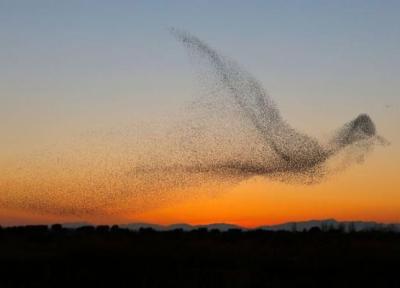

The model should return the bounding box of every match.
[0,225,399,288]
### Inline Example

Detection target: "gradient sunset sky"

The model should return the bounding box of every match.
[1,0,399,226]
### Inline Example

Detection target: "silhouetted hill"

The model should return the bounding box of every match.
[60,221,91,228]
[113,219,400,232]
[120,222,243,231]
[120,222,165,231]
[258,218,399,232]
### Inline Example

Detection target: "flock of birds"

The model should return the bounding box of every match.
[0,30,386,216]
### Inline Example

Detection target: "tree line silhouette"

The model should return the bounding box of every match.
[0,224,399,287]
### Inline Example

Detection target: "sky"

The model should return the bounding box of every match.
[0,0,399,226]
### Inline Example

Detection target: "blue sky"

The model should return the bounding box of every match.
[1,0,399,151]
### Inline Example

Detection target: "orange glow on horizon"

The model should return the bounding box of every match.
[1,144,399,227]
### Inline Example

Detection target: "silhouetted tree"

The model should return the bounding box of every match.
[76,225,95,233]
[337,223,346,233]
[96,225,110,233]
[51,224,63,232]
[347,222,356,233]
[110,225,120,232]
[309,226,321,233]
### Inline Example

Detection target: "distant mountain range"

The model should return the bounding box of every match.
[110,219,400,232]
[119,222,242,232]
[257,219,399,232]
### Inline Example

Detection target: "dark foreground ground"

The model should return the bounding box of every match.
[0,225,399,288]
